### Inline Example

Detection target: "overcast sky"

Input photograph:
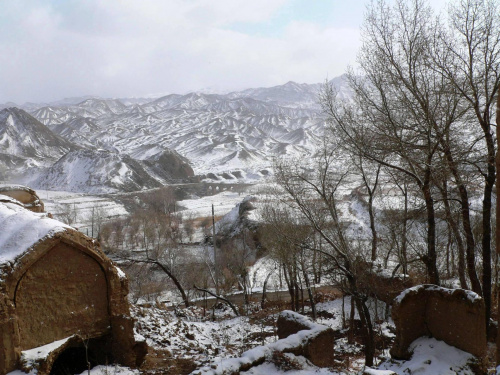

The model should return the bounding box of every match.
[0,0,445,104]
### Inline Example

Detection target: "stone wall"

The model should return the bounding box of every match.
[390,285,486,361]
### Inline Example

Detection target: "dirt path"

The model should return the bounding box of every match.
[190,285,340,309]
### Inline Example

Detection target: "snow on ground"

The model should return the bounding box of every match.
[243,354,341,375]
[131,304,276,368]
[77,365,139,375]
[178,190,248,219]
[6,295,482,375]
[377,337,476,375]
[37,189,128,233]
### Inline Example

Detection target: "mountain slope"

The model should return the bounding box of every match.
[12,75,352,186]
[29,149,164,193]
[0,107,77,160]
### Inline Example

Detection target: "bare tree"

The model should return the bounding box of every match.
[321,0,491,287]
[57,202,79,227]
[102,206,191,308]
[433,0,500,324]
[260,203,317,319]
[270,141,377,365]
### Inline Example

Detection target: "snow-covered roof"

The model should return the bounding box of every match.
[0,201,71,267]
[0,194,24,207]
[0,184,35,193]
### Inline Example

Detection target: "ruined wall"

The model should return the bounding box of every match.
[15,243,110,349]
[0,186,44,212]
[0,295,17,373]
[355,261,413,305]
[0,230,145,374]
[276,310,335,368]
[193,310,334,374]
[391,285,486,361]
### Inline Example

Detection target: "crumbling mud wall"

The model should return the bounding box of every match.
[0,200,146,374]
[276,310,335,367]
[391,285,486,361]
[15,243,110,349]
[193,311,334,374]
[355,261,413,305]
[0,184,44,212]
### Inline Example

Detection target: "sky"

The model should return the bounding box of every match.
[0,0,444,104]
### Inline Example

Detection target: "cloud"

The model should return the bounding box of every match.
[0,0,360,103]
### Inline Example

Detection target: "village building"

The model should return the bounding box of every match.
[0,184,44,213]
[0,192,145,374]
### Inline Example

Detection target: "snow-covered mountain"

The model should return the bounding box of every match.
[227,81,322,109]
[0,76,350,192]
[0,108,77,162]
[29,148,193,193]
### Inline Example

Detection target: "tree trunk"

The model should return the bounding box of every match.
[342,294,346,328]
[482,124,495,325]
[348,296,355,344]
[422,174,439,285]
[441,145,482,295]
[495,94,500,367]
[303,265,316,320]
[261,270,274,309]
[354,295,375,367]
[294,281,301,312]
[368,192,378,262]
[401,182,408,275]
[438,181,468,288]
[282,264,295,311]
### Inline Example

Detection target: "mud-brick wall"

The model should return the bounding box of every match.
[0,188,44,212]
[15,243,110,349]
[0,294,18,373]
[391,285,486,361]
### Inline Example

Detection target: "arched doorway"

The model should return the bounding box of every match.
[49,334,114,375]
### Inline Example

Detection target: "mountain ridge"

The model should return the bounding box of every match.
[0,75,350,192]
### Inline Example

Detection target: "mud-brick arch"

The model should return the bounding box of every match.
[0,231,143,374]
[14,241,110,350]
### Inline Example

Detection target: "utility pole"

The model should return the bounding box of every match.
[91,207,94,238]
[212,203,218,294]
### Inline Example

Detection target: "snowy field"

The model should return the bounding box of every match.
[177,190,250,220]
[37,189,128,234]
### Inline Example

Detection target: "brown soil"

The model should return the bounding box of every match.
[140,348,197,375]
